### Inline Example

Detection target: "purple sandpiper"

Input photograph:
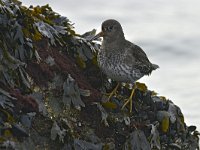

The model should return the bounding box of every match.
[91,19,159,112]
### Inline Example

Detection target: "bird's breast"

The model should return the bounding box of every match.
[97,51,142,83]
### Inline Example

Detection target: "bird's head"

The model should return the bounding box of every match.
[90,19,125,42]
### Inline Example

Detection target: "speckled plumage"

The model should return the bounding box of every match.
[96,19,159,83]
[90,19,159,112]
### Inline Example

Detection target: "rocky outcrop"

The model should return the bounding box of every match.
[0,1,199,149]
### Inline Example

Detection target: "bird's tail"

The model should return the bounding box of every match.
[152,64,159,70]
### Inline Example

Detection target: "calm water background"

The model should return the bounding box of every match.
[21,0,200,130]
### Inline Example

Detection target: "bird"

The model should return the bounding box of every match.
[90,19,159,113]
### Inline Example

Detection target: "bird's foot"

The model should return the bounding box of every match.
[121,85,136,113]
[104,83,120,102]
[121,96,133,113]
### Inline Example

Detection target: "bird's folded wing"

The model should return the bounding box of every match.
[124,43,153,75]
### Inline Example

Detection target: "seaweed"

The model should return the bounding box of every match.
[0,0,199,149]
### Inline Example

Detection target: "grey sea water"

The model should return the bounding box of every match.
[21,0,200,130]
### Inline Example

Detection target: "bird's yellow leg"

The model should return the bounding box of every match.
[105,83,120,101]
[121,84,137,113]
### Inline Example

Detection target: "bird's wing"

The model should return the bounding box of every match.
[124,42,154,75]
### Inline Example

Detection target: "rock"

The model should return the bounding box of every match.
[0,0,199,149]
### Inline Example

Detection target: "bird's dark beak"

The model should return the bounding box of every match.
[90,31,104,41]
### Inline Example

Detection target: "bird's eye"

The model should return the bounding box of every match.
[102,26,113,32]
[108,26,113,31]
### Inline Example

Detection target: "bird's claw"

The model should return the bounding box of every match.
[121,97,133,113]
[121,86,136,113]
[103,83,120,101]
